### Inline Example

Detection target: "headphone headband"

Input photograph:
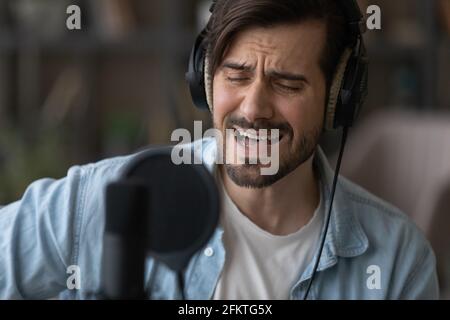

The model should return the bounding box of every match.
[337,0,367,50]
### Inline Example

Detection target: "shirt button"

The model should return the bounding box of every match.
[204,247,214,257]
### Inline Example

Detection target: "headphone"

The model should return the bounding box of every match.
[186,0,368,131]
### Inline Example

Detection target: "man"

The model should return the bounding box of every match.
[0,0,439,299]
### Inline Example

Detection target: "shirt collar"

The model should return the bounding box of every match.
[304,146,368,283]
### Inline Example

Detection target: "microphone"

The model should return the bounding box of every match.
[101,180,148,299]
[100,147,220,299]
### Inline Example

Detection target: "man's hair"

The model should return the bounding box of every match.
[204,0,352,91]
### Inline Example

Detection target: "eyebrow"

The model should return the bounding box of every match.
[221,61,309,83]
[222,61,254,72]
[267,70,308,83]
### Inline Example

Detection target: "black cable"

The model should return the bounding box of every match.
[177,271,186,300]
[303,126,349,300]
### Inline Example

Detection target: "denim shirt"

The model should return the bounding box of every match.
[0,138,439,299]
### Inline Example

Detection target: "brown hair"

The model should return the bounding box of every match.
[204,0,351,90]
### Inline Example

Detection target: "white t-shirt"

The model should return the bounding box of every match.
[212,172,324,300]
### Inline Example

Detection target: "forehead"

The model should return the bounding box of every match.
[223,20,327,69]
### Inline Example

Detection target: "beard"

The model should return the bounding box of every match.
[215,115,322,189]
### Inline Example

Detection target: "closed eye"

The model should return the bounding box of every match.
[275,82,303,93]
[226,77,250,83]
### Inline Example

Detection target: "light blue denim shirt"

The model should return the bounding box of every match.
[0,138,439,299]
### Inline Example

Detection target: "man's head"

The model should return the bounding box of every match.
[204,0,351,188]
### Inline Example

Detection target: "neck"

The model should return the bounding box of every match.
[220,153,320,236]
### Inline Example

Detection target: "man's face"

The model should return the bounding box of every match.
[212,20,327,188]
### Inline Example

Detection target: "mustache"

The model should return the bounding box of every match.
[225,116,292,133]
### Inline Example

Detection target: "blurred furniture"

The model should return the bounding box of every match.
[338,109,450,299]
[429,182,450,299]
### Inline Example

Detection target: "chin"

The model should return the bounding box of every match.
[224,163,285,189]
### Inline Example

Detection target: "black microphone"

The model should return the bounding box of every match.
[101,180,148,299]
[100,147,220,299]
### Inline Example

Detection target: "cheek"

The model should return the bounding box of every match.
[212,79,240,128]
[277,93,325,136]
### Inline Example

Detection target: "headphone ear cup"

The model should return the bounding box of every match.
[325,46,369,130]
[334,52,369,128]
[324,49,352,131]
[186,33,210,110]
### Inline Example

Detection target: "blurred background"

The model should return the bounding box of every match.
[0,0,448,298]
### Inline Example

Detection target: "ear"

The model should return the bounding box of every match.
[324,48,352,131]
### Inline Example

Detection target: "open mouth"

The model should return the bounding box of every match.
[232,126,284,146]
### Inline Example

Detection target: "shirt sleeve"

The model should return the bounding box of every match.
[0,165,87,299]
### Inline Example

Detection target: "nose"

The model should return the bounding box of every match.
[239,78,274,123]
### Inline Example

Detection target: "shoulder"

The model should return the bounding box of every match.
[339,176,430,251]
[76,152,140,179]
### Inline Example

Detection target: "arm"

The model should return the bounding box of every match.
[0,165,86,299]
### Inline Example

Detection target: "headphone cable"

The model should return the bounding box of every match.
[303,126,349,300]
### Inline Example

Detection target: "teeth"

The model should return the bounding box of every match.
[235,128,268,141]
[234,128,281,142]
